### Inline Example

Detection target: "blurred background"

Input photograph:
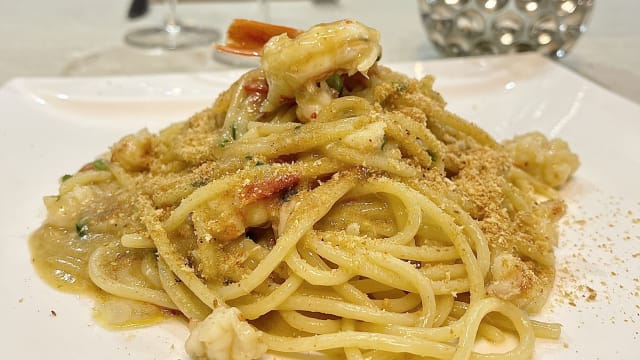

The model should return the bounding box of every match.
[1,0,638,102]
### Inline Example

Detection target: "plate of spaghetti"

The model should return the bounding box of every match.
[1,19,639,360]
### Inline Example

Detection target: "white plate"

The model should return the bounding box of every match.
[1,53,639,359]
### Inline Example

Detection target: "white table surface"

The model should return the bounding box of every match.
[1,0,639,104]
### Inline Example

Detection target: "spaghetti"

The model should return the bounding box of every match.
[30,20,579,360]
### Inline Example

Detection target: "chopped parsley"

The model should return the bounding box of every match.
[427,149,436,162]
[380,134,387,150]
[231,122,238,140]
[255,161,265,166]
[60,174,72,182]
[191,179,208,188]
[281,188,299,202]
[393,81,408,92]
[93,159,108,171]
[75,220,89,239]
[326,73,344,95]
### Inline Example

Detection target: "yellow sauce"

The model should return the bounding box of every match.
[29,224,113,295]
[29,223,174,328]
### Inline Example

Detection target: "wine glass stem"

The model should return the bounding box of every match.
[258,0,270,22]
[165,0,180,34]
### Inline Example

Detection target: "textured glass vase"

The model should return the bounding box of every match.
[419,0,594,58]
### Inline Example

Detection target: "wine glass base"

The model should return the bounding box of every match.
[62,45,222,76]
[125,24,220,50]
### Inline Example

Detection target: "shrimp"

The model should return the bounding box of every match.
[261,20,382,112]
[217,19,382,113]
[215,19,302,57]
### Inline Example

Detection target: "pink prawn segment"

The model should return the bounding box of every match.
[215,19,303,57]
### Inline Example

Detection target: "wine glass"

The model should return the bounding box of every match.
[257,0,271,22]
[125,0,220,50]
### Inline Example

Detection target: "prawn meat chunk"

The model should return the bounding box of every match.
[260,20,382,112]
[186,307,267,360]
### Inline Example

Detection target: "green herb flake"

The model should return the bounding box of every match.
[191,179,208,188]
[294,125,302,130]
[326,73,344,95]
[245,155,254,160]
[393,82,408,92]
[231,122,237,140]
[93,159,108,171]
[281,188,299,202]
[61,174,72,182]
[427,149,436,161]
[75,220,89,239]
[380,134,387,150]
[255,161,265,166]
